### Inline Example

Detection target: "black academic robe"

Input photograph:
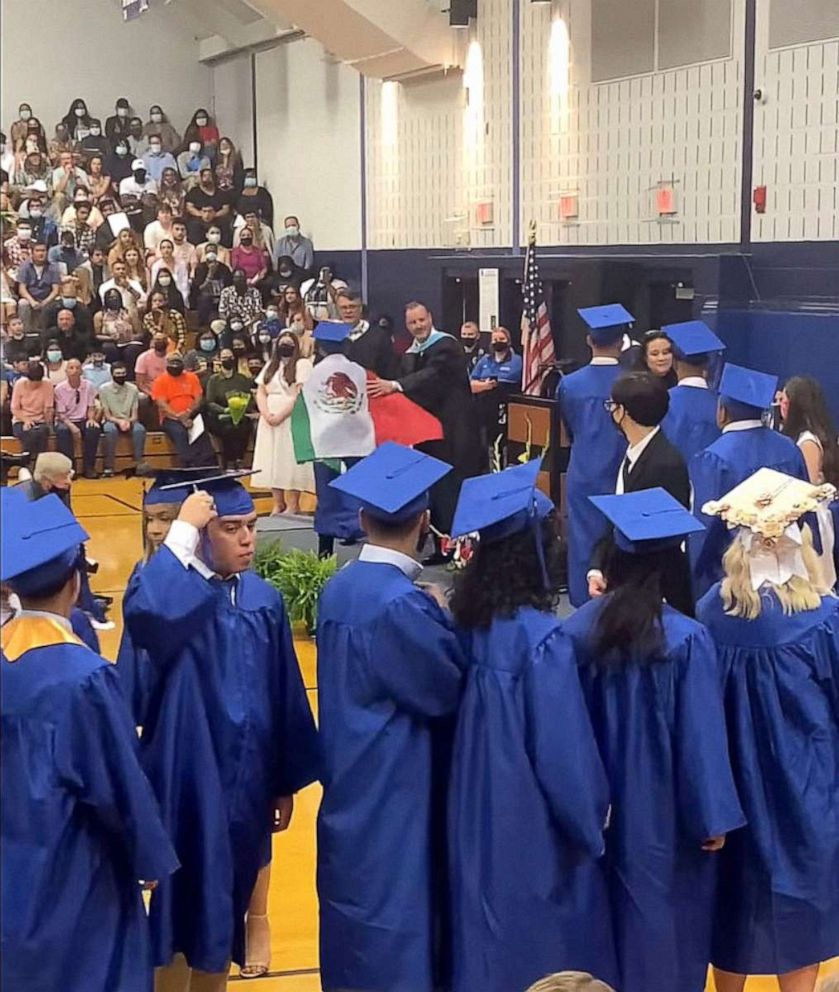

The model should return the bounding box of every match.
[592,429,695,615]
[398,336,480,531]
[348,324,398,379]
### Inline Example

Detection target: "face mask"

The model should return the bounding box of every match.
[200,340,215,352]
[205,252,217,263]
[290,321,304,334]
[74,108,85,118]
[266,309,279,320]
[17,229,31,241]
[25,139,39,153]
[285,225,299,237]
[62,297,77,308]
[29,206,42,218]
[221,357,235,371]
[90,126,101,136]
[106,298,121,311]
[207,232,221,244]
[196,117,208,127]
[93,358,104,367]
[20,109,32,121]
[189,142,201,154]
[153,341,167,354]
[492,341,508,354]
[461,337,477,350]
[159,276,172,287]
[240,236,253,246]
[258,333,271,344]
[113,374,127,384]
[167,364,184,376]
[244,177,257,188]
[231,320,243,332]
[133,169,147,181]
[233,347,246,356]
[149,143,162,154]
[117,107,128,118]
[47,350,62,363]
[278,343,295,358]
[151,113,162,123]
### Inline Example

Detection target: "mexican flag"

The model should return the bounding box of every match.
[292,356,443,463]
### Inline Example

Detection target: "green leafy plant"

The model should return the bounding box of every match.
[253,540,337,634]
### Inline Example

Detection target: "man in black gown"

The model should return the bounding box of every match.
[368,301,479,563]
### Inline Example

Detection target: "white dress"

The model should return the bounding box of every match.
[252,358,315,492]
[797,430,837,590]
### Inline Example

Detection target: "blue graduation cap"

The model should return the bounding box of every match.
[154,468,257,516]
[589,488,704,555]
[578,304,635,345]
[313,321,353,344]
[719,362,778,412]
[451,458,553,544]
[144,467,217,507]
[662,320,726,360]
[329,442,451,524]
[1,487,88,596]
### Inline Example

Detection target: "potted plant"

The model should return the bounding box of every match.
[253,540,337,635]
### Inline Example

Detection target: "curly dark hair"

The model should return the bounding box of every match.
[590,544,668,666]
[450,513,564,629]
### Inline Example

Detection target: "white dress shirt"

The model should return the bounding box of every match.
[616,426,660,494]
[358,543,423,581]
[722,420,763,434]
[590,357,619,366]
[678,376,708,389]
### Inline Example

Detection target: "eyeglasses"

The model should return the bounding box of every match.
[75,389,81,405]
[603,399,620,413]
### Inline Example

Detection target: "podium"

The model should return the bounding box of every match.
[506,394,570,541]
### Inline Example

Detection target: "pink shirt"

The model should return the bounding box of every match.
[134,349,169,394]
[231,245,268,281]
[54,378,97,421]
[11,378,54,423]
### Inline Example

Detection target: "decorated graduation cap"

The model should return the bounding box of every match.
[578,304,635,345]
[589,487,704,555]
[151,468,257,516]
[1,487,88,596]
[662,320,726,360]
[718,362,778,414]
[329,441,451,524]
[451,458,553,544]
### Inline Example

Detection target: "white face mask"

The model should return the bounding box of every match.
[189,142,201,155]
[117,107,128,117]
[285,225,299,237]
[26,139,38,152]
[17,229,32,241]
[20,109,32,121]
[90,126,101,136]
[159,276,172,286]
[29,206,42,217]
[150,143,162,154]
[151,113,162,123]
[207,232,221,244]
[196,117,208,126]
[116,146,127,156]
[74,107,85,118]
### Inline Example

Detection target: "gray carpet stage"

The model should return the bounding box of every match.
[256,512,572,615]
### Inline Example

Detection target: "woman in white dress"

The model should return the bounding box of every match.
[252,330,315,515]
[780,375,839,590]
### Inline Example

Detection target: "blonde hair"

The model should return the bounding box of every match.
[526,973,615,992]
[720,524,828,619]
[33,451,73,483]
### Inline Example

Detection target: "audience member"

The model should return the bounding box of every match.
[53,358,100,477]
[94,287,143,370]
[99,258,146,312]
[74,245,109,305]
[150,239,189,305]
[122,245,149,293]
[48,229,86,276]
[135,333,169,399]
[126,117,147,156]
[85,155,112,203]
[273,214,313,273]
[302,264,347,321]
[185,328,221,372]
[26,193,59,246]
[43,340,69,383]
[219,268,263,327]
[195,224,231,267]
[142,289,186,352]
[459,320,486,373]
[143,203,175,252]
[99,361,151,477]
[104,97,132,145]
[78,119,110,161]
[119,158,158,200]
[60,98,94,141]
[4,218,33,278]
[4,316,39,362]
[142,105,181,152]
[48,307,92,363]
[170,217,198,273]
[214,136,243,193]
[157,166,185,215]
[233,207,274,252]
[51,150,88,206]
[104,141,133,187]
[182,107,220,159]
[151,351,216,467]
[176,139,211,186]
[10,103,41,151]
[191,246,232,326]
[469,325,522,391]
[184,167,230,244]
[10,360,54,467]
[16,242,62,336]
[235,167,274,228]
[108,227,143,269]
[82,350,113,390]
[204,346,254,470]
[231,226,269,287]
[48,123,75,165]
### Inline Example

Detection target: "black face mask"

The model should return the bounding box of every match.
[232,348,246,357]
[220,357,235,371]
[113,375,128,385]
[277,343,295,358]
[167,364,184,376]
[153,342,168,354]
[240,237,253,246]
[492,342,508,354]
[133,169,147,182]
[462,338,478,350]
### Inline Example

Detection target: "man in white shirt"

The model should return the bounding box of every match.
[99,259,147,312]
[119,160,158,199]
[143,203,175,253]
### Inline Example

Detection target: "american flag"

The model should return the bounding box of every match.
[520,228,555,395]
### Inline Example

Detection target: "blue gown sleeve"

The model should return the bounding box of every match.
[557,378,573,440]
[273,596,321,797]
[672,627,746,843]
[368,591,465,717]
[523,629,610,858]
[70,607,100,654]
[689,449,735,596]
[123,546,217,660]
[56,663,179,882]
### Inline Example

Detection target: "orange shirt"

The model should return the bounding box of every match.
[151,370,202,420]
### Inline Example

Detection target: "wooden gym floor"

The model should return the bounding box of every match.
[74,476,837,992]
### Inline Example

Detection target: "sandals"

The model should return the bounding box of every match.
[240,913,271,980]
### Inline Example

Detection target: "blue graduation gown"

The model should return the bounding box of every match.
[1,616,178,992]
[689,427,807,598]
[314,459,365,542]
[697,588,839,975]
[316,560,465,992]
[448,608,617,992]
[557,363,625,606]
[661,384,721,464]
[122,549,320,973]
[115,563,157,727]
[70,606,101,653]
[564,601,746,992]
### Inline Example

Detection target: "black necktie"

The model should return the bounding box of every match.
[621,456,632,492]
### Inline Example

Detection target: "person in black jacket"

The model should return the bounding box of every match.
[588,371,694,614]
[337,288,397,379]
[369,300,480,562]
